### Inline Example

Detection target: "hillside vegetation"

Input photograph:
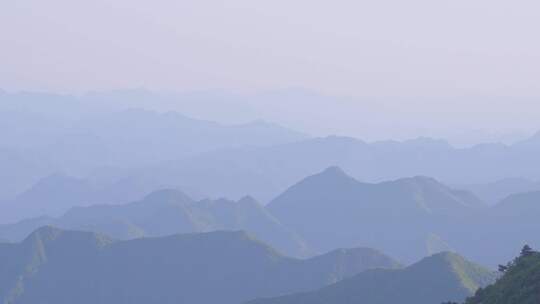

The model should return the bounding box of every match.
[464,246,540,304]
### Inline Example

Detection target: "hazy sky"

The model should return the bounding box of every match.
[2,0,540,144]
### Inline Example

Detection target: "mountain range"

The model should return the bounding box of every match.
[0,226,399,304]
[0,97,306,201]
[3,166,540,266]
[95,133,540,202]
[0,168,485,263]
[457,177,540,205]
[0,172,201,223]
[3,91,540,205]
[267,166,484,263]
[2,91,538,304]
[247,251,496,304]
[267,167,540,267]
[0,190,310,258]
[0,147,54,201]
[464,190,540,266]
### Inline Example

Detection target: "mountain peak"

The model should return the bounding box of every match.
[322,166,346,176]
[307,166,356,183]
[237,195,261,207]
[268,166,359,211]
[427,251,463,263]
[411,251,495,293]
[291,166,358,190]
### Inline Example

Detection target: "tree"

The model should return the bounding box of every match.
[498,264,508,272]
[521,244,534,257]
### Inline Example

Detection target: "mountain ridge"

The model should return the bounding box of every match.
[266,167,484,262]
[246,251,496,304]
[0,189,311,258]
[0,227,400,304]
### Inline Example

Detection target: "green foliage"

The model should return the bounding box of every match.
[521,244,534,257]
[464,246,540,304]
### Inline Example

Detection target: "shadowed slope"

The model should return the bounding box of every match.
[0,227,399,304]
[247,252,496,304]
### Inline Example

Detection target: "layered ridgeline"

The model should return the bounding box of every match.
[457,178,540,206]
[0,147,53,203]
[0,172,206,223]
[110,132,540,202]
[465,191,540,267]
[0,190,310,258]
[3,167,540,266]
[247,252,496,304]
[0,226,400,304]
[3,93,540,204]
[464,246,540,304]
[0,96,307,201]
[267,167,484,263]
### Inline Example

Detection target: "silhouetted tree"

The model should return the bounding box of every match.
[521,244,533,257]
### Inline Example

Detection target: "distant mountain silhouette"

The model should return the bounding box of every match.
[247,252,496,304]
[0,147,53,201]
[112,133,540,202]
[63,109,307,168]
[492,190,540,216]
[0,172,203,223]
[1,174,96,221]
[0,190,310,258]
[0,227,399,304]
[266,167,484,262]
[0,99,307,200]
[4,92,540,204]
[457,177,540,205]
[462,191,540,266]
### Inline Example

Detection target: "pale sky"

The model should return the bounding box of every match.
[1,0,540,144]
